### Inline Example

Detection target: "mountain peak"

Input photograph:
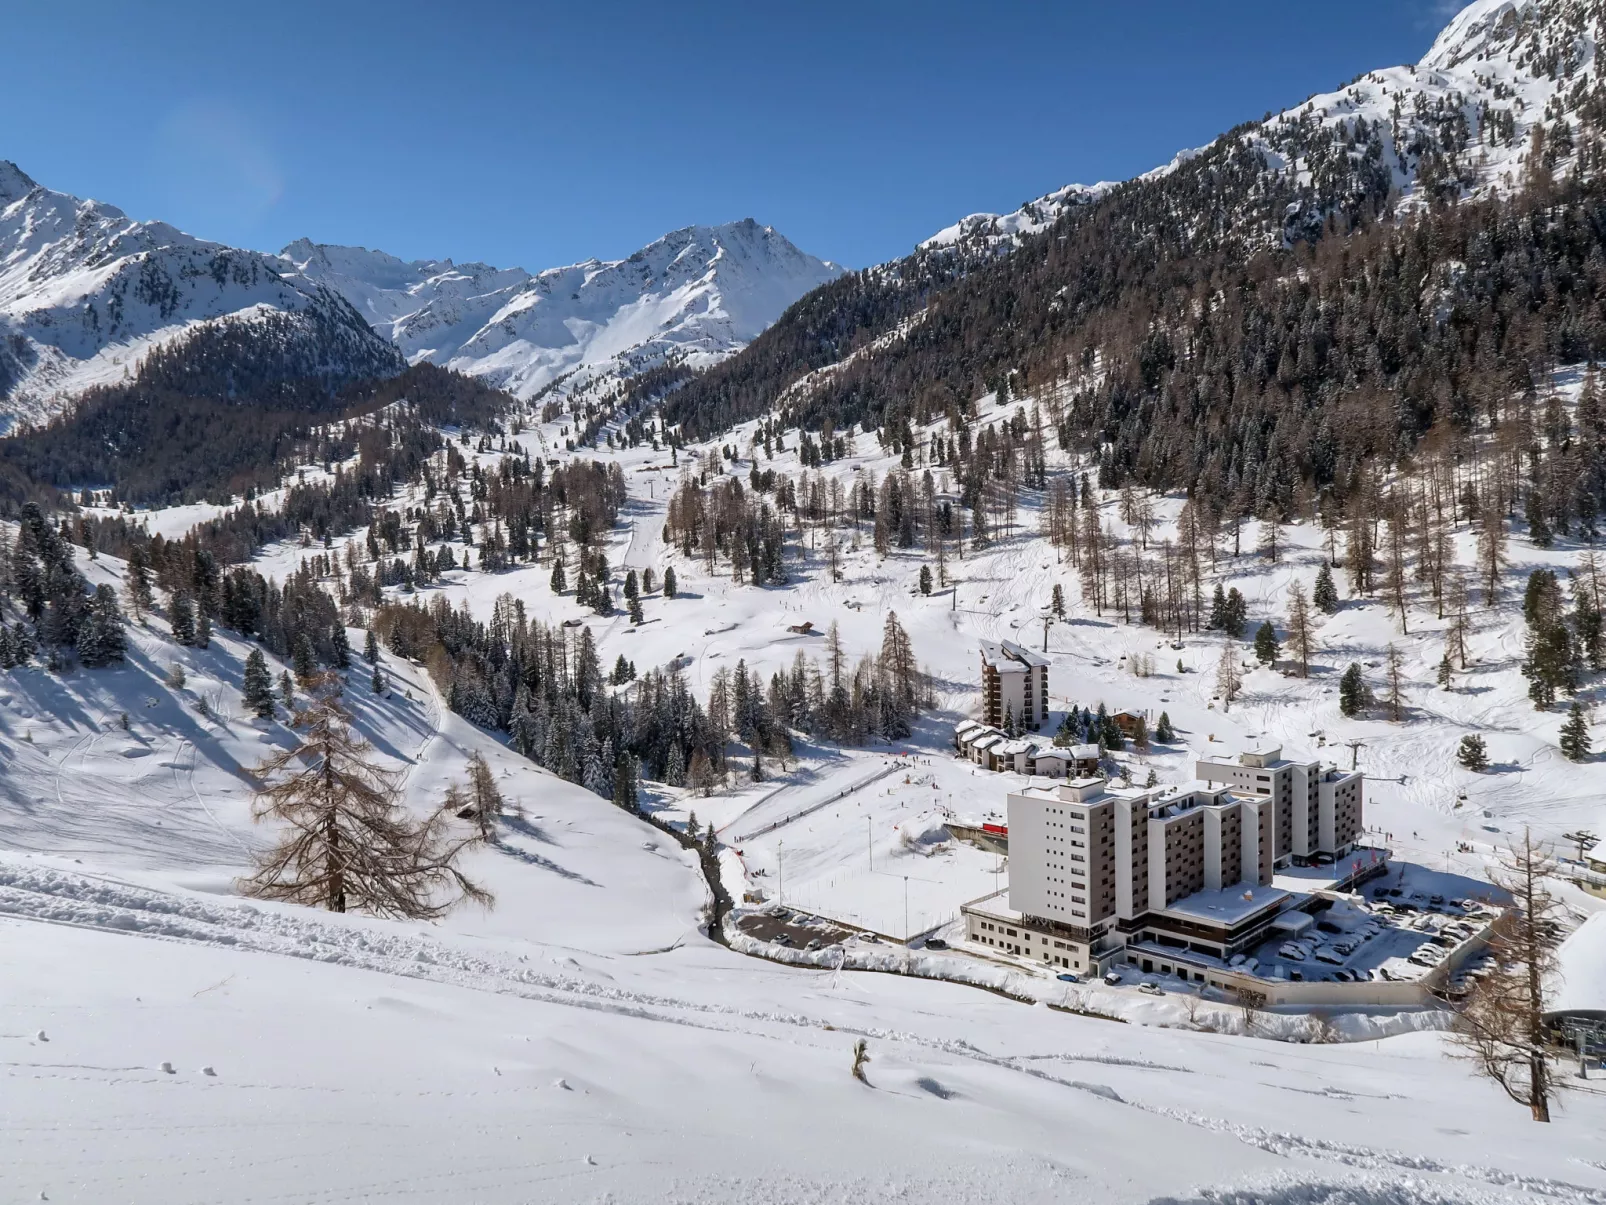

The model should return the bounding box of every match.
[0,160,38,205]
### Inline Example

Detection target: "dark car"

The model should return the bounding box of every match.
[925,938,949,950]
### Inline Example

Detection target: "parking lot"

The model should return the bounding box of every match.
[1245,885,1497,986]
[734,907,863,952]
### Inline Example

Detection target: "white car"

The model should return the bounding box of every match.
[1279,943,1309,961]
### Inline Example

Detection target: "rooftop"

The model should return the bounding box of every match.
[1549,912,1606,1017]
[980,639,1051,670]
[1271,846,1390,894]
[1156,883,1292,928]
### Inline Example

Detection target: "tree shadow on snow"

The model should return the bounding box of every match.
[489,836,600,886]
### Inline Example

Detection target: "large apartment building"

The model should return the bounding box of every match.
[979,640,1050,731]
[1194,745,1364,865]
[963,753,1365,976]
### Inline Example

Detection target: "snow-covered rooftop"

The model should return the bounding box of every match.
[1550,912,1606,1017]
[1157,884,1293,928]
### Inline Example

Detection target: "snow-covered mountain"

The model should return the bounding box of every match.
[277,219,844,402]
[922,0,1602,259]
[0,163,401,432]
[0,163,839,430]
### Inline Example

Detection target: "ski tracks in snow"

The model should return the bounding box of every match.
[0,861,1597,1205]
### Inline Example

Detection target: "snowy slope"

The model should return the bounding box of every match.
[0,163,401,431]
[1,549,1601,1203]
[278,219,845,402]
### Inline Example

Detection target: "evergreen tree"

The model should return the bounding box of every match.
[1208,582,1227,629]
[663,566,677,598]
[1051,582,1065,617]
[613,751,638,811]
[1223,588,1247,637]
[1560,703,1591,762]
[195,610,212,650]
[280,670,295,711]
[1457,733,1490,772]
[628,594,645,625]
[624,569,639,601]
[919,564,932,595]
[169,592,198,646]
[293,632,318,682]
[125,543,154,620]
[1438,650,1453,689]
[1154,711,1174,743]
[1253,620,1279,666]
[78,584,127,667]
[1339,663,1368,717]
[330,624,350,669]
[1312,562,1339,613]
[364,628,379,663]
[550,556,567,594]
[371,660,387,695]
[243,648,276,718]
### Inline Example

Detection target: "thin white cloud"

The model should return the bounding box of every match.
[152,100,285,230]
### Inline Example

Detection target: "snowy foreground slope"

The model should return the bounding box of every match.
[278,220,844,403]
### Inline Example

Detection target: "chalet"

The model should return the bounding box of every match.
[1067,743,1102,776]
[1111,710,1147,740]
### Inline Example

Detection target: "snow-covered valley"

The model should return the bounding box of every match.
[7,1,1606,1199]
[3,362,1603,1200]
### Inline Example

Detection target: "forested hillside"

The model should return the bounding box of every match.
[646,0,1606,526]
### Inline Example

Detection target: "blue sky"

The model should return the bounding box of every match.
[2,0,1461,270]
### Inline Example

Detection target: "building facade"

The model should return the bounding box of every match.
[963,760,1366,975]
[1194,745,1363,865]
[980,640,1050,731]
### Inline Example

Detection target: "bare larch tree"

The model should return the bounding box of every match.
[241,696,492,919]
[1451,829,1565,1122]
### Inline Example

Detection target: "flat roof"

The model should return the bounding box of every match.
[1157,884,1292,928]
[1271,846,1390,893]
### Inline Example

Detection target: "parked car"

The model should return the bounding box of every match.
[1228,953,1248,967]
[775,934,793,947]
[1103,971,1123,986]
[858,933,881,944]
[1314,947,1346,965]
[925,938,948,950]
[1138,982,1164,996]
[1057,972,1080,983]
[805,938,823,951]
[1279,943,1309,961]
